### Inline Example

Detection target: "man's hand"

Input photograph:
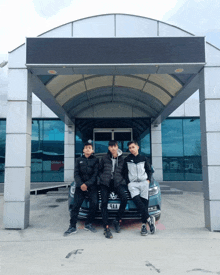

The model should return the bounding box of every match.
[80,183,88,191]
[147,180,150,184]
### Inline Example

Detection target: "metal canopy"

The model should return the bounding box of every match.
[27,37,205,124]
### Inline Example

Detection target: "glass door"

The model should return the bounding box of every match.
[93,128,133,154]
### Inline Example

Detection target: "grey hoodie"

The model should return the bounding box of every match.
[111,149,123,178]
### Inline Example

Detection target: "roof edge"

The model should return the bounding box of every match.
[8,13,220,54]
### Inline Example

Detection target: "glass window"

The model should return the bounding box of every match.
[0,120,6,183]
[31,119,64,182]
[162,119,184,180]
[75,131,83,158]
[183,118,202,181]
[115,132,131,153]
[95,132,112,141]
[162,118,202,181]
[162,119,183,157]
[94,132,111,154]
[138,128,151,158]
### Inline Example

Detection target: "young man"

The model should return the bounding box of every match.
[64,142,99,236]
[99,140,128,238]
[123,141,156,236]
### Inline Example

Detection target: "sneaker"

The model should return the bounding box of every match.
[113,219,121,233]
[63,226,77,237]
[104,228,113,239]
[148,216,156,234]
[141,224,148,236]
[84,223,97,233]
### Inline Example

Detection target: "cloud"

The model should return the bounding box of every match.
[32,0,73,18]
[163,0,220,47]
[205,31,220,49]
[5,0,220,53]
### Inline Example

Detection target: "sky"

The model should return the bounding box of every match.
[1,0,220,58]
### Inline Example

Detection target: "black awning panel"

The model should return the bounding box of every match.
[26,37,205,65]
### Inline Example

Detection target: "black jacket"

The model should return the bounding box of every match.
[123,154,152,184]
[99,150,126,188]
[74,154,99,188]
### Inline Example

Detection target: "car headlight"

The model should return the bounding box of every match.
[69,185,76,197]
[149,186,159,197]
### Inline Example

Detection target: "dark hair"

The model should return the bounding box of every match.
[127,140,139,147]
[84,142,93,148]
[108,140,118,147]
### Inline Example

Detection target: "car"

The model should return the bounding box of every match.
[68,166,161,221]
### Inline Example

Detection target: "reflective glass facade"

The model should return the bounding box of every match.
[162,118,202,181]
[31,119,64,182]
[138,127,151,158]
[0,117,202,183]
[0,120,6,183]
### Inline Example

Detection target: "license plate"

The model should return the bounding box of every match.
[107,203,120,210]
[99,203,120,210]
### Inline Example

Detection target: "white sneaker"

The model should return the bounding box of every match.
[148,216,156,234]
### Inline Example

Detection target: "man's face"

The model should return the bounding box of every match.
[108,144,118,156]
[83,145,93,157]
[128,143,139,156]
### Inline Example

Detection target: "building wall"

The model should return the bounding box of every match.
[0,54,8,119]
[169,90,200,117]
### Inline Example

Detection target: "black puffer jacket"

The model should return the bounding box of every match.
[74,154,99,188]
[99,149,126,187]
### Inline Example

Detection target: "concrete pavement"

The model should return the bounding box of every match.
[0,191,220,275]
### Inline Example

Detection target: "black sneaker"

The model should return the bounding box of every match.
[63,226,77,237]
[141,224,148,236]
[113,219,121,233]
[104,228,113,239]
[84,223,97,233]
[148,216,156,234]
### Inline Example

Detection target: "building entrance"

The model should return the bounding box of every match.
[93,128,133,154]
[75,118,151,159]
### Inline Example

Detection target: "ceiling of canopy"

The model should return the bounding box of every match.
[37,73,193,120]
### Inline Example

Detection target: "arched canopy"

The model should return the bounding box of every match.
[42,74,183,118]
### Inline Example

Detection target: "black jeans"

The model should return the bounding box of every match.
[100,182,128,228]
[133,195,149,224]
[70,185,98,227]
